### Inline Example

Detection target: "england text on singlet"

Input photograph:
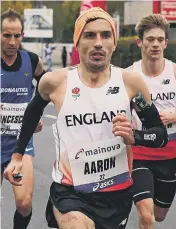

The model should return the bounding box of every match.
[132,59,176,160]
[52,65,133,193]
[1,50,34,163]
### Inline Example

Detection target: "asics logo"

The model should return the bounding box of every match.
[92,178,114,192]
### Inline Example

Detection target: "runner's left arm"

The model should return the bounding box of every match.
[124,70,168,148]
[131,94,168,148]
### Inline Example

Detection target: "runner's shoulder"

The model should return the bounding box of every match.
[122,69,142,87]
[39,67,68,91]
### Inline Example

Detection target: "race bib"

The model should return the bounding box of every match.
[0,103,27,135]
[67,137,130,193]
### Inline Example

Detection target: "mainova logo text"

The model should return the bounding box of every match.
[75,144,120,159]
[0,104,26,112]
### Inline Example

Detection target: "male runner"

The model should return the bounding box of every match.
[1,9,44,229]
[4,8,168,229]
[128,14,176,229]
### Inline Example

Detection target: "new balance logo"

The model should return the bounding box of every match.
[106,87,119,95]
[162,79,170,84]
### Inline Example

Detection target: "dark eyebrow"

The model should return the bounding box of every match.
[102,30,112,33]
[83,31,95,35]
[82,31,96,38]
[3,33,21,37]
[146,36,165,39]
[101,30,112,34]
[83,30,112,35]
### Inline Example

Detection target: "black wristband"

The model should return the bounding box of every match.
[133,127,168,148]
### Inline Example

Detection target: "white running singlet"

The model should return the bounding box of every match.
[52,65,133,192]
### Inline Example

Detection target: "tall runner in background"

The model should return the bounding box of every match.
[4,8,168,229]
[127,14,176,229]
[1,9,44,229]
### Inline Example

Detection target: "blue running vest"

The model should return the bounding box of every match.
[1,50,35,163]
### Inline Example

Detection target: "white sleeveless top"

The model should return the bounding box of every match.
[132,59,176,141]
[52,65,132,193]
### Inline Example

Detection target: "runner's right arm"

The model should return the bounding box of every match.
[3,91,50,186]
[4,71,60,185]
[14,91,50,155]
[13,72,54,156]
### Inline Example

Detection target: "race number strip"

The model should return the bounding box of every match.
[68,137,130,192]
[1,103,27,131]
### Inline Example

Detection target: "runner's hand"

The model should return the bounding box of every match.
[112,114,134,145]
[159,111,175,125]
[34,120,43,133]
[4,155,23,186]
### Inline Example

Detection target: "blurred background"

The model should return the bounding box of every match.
[2,0,176,68]
[1,2,176,229]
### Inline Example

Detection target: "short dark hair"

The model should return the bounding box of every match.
[135,14,169,40]
[1,8,24,33]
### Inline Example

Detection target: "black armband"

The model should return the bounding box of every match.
[14,92,50,155]
[133,127,168,148]
[131,93,168,148]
